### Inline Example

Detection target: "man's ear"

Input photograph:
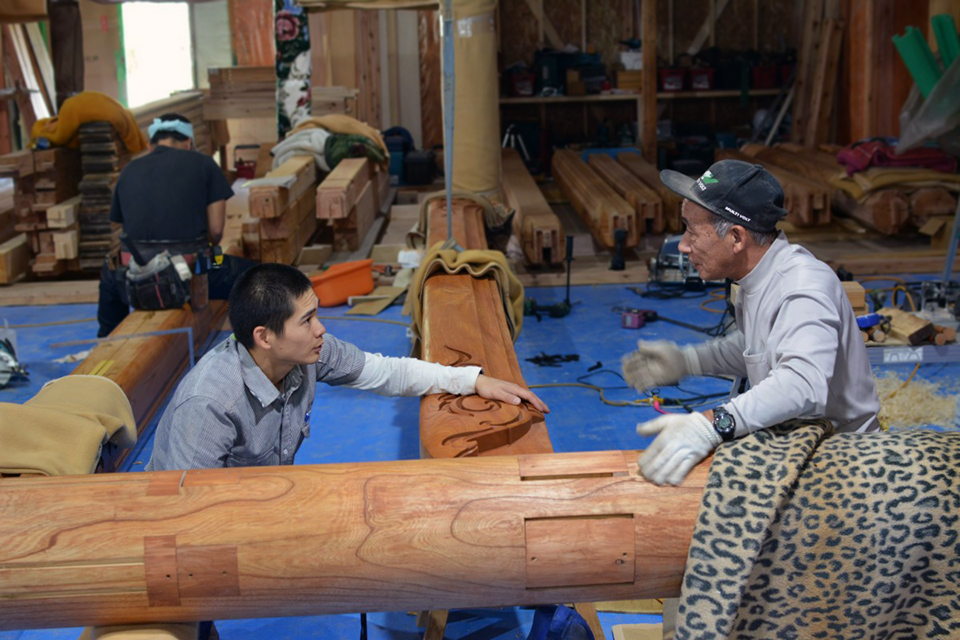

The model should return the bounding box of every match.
[252,326,272,351]
[729,225,748,253]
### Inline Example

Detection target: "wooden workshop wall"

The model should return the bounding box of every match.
[418,9,442,151]
[80,0,123,101]
[228,0,274,66]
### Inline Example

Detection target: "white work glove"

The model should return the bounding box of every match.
[636,412,720,486]
[621,340,702,392]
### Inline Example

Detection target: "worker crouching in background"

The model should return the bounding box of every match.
[96,113,256,337]
[622,159,880,486]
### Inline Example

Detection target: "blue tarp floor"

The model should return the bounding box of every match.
[1,277,957,639]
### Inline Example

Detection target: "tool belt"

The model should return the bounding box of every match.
[124,251,192,311]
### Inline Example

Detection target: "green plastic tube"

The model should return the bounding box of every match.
[932,14,960,69]
[893,25,943,98]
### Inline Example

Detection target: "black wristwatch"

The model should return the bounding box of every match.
[712,406,736,442]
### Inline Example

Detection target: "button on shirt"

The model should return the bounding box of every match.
[146,334,481,472]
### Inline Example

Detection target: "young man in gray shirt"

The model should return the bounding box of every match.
[147,263,547,472]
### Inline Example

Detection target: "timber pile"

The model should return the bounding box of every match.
[587,153,664,234]
[71,301,228,473]
[715,148,831,227]
[76,122,128,271]
[552,150,639,250]
[205,66,276,120]
[132,91,222,157]
[501,148,565,267]
[617,152,683,233]
[316,158,389,251]
[0,148,82,280]
[247,155,319,263]
[0,453,709,630]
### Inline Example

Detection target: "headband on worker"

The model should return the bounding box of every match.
[148,118,194,141]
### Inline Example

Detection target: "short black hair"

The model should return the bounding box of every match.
[150,113,191,144]
[228,263,314,349]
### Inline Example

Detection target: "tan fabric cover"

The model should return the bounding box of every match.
[29,91,148,153]
[0,375,136,476]
[79,623,199,640]
[409,244,524,357]
[446,0,500,195]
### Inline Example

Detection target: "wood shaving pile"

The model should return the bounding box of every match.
[875,371,958,430]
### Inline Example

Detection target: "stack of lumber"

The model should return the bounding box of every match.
[617,152,683,233]
[501,148,565,267]
[715,148,831,227]
[746,142,960,240]
[76,122,129,271]
[0,148,82,279]
[205,66,276,120]
[551,150,639,250]
[247,156,319,263]
[791,0,844,147]
[133,91,221,157]
[316,158,389,251]
[587,153,664,234]
[72,302,229,473]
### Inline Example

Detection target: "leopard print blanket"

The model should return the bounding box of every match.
[676,422,960,639]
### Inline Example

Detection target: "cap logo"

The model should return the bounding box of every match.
[723,205,752,223]
[695,170,719,191]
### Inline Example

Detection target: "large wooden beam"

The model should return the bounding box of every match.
[552,150,639,250]
[587,153,664,234]
[617,152,683,234]
[501,148,565,267]
[0,451,709,631]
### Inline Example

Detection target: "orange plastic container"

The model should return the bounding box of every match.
[310,259,375,307]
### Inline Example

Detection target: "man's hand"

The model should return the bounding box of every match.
[636,412,720,485]
[475,374,549,414]
[621,340,701,392]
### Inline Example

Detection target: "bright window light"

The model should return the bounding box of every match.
[122,2,194,108]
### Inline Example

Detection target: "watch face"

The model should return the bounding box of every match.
[714,409,735,440]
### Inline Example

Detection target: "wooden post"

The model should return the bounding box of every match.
[0,451,709,631]
[641,0,657,162]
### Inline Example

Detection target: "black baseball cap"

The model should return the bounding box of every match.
[660,159,788,233]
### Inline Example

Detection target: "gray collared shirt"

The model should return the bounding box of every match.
[145,334,480,471]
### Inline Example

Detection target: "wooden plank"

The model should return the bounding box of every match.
[317,158,371,220]
[501,148,565,267]
[418,9,442,151]
[228,0,275,66]
[248,156,317,219]
[641,0,657,161]
[804,18,845,147]
[23,23,55,118]
[588,153,664,234]
[617,152,683,233]
[878,307,936,345]
[0,150,35,178]
[552,150,639,250]
[332,178,376,252]
[52,228,78,260]
[791,0,824,144]
[0,233,29,284]
[46,195,81,228]
[355,9,382,129]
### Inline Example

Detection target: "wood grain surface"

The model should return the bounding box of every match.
[0,451,709,630]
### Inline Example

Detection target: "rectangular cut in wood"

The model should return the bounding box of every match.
[517,451,630,480]
[525,515,636,588]
[45,196,81,228]
[53,229,79,260]
[588,153,664,234]
[502,147,565,266]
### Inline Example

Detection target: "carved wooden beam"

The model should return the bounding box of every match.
[0,451,709,631]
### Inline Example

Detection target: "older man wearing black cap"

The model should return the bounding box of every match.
[622,159,880,486]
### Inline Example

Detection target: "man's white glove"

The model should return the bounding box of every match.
[636,412,720,486]
[621,340,702,391]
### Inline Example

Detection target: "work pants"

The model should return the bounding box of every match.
[97,255,256,338]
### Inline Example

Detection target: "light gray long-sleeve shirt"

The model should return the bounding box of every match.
[690,233,880,434]
[145,334,480,471]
